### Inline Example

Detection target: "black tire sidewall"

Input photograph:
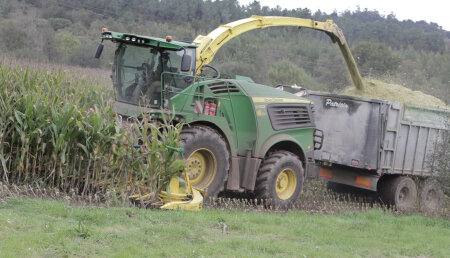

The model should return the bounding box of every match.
[394,177,417,210]
[420,179,443,212]
[263,153,304,207]
[181,127,229,199]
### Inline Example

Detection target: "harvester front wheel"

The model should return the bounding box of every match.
[180,126,229,199]
[255,151,303,208]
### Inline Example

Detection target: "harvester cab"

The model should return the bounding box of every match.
[96,30,197,110]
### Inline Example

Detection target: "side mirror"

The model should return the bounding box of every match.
[94,42,104,59]
[180,54,192,72]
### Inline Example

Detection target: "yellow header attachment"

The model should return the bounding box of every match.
[193,15,364,90]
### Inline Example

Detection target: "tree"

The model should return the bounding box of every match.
[0,22,28,51]
[39,24,60,62]
[268,60,323,90]
[68,43,102,68]
[353,41,401,75]
[0,0,13,17]
[49,18,72,30]
[75,9,96,29]
[55,31,80,54]
[431,119,450,195]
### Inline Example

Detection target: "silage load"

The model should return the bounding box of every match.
[341,79,448,109]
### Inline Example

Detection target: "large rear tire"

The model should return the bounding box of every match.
[420,179,444,213]
[180,126,229,199]
[378,176,417,211]
[255,151,304,208]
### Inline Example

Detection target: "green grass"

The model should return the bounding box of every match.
[0,198,449,257]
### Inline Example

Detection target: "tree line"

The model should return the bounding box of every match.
[0,0,448,102]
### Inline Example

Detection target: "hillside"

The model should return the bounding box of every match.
[0,0,448,103]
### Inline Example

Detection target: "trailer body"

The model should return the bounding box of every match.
[307,91,448,191]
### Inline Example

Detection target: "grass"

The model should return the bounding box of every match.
[0,197,449,257]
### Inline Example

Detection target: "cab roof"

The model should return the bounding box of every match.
[101,30,197,50]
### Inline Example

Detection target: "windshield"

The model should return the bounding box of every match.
[113,44,195,106]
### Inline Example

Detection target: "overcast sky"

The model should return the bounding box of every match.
[237,0,449,31]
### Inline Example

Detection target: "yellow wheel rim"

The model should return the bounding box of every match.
[275,168,297,200]
[186,148,217,189]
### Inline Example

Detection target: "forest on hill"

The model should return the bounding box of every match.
[0,0,448,103]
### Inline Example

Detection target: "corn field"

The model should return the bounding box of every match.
[0,60,184,200]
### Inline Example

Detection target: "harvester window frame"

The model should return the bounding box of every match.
[113,43,196,106]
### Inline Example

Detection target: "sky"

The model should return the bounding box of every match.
[237,0,449,31]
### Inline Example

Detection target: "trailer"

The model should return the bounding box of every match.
[306,91,449,211]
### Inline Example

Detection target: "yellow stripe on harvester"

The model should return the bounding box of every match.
[252,97,312,104]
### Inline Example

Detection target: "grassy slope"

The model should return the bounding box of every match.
[0,198,449,257]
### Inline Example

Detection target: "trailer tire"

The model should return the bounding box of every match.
[255,151,303,208]
[378,176,417,211]
[180,126,229,200]
[420,179,443,213]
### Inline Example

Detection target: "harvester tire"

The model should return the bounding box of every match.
[255,151,303,208]
[180,126,229,200]
[378,176,417,211]
[420,179,443,213]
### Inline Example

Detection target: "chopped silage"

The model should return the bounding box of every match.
[341,79,448,109]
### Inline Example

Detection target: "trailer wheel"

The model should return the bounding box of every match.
[255,151,303,208]
[180,126,229,199]
[420,179,443,213]
[378,176,417,211]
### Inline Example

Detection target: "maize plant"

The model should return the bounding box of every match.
[0,60,184,201]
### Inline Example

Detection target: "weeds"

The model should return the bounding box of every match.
[205,180,449,217]
[1,179,448,218]
[74,220,91,239]
[431,120,450,195]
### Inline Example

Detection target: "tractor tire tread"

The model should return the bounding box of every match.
[378,176,417,211]
[420,178,444,213]
[179,125,229,199]
[255,151,303,208]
